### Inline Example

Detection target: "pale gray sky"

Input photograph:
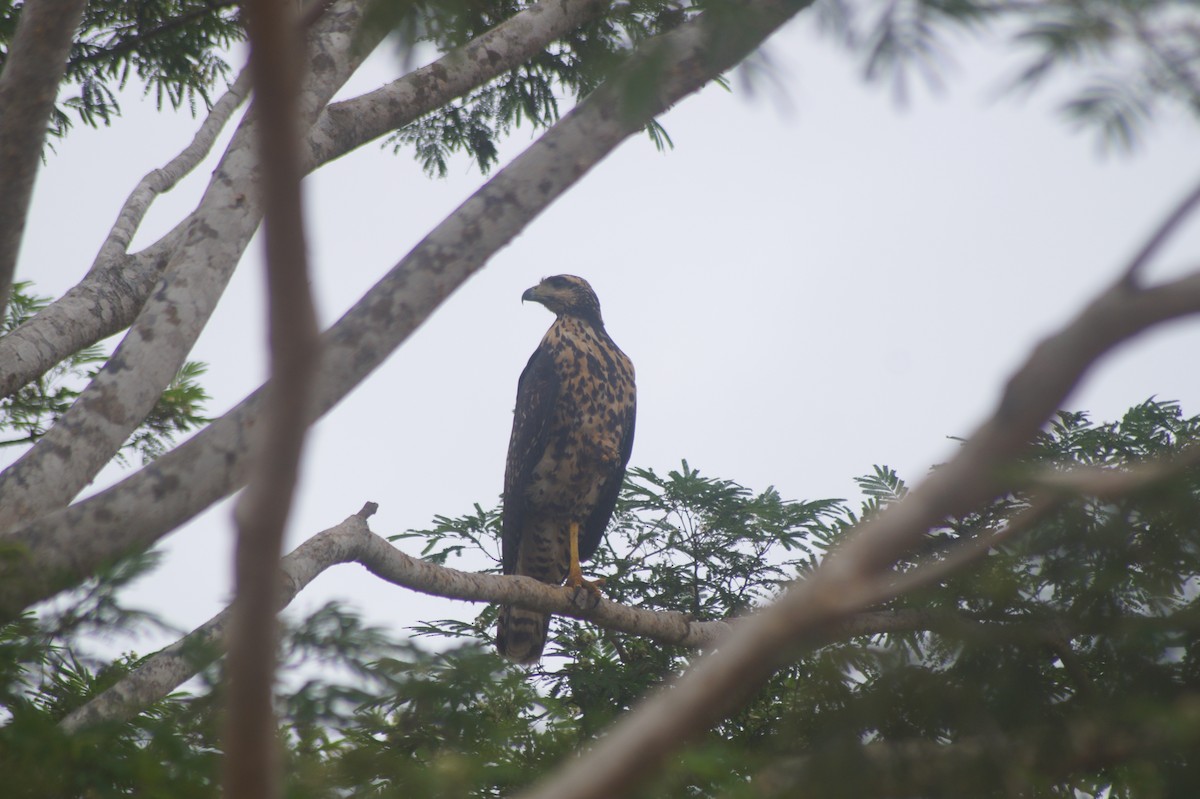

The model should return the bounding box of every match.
[16,17,1200,653]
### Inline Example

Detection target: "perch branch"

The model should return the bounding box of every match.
[60,510,727,732]
[66,503,1169,735]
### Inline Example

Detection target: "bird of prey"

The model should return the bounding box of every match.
[496,275,637,663]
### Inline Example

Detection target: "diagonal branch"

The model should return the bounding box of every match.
[0,0,814,620]
[1120,171,1200,285]
[0,0,89,317]
[303,0,611,168]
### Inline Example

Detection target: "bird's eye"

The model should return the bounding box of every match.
[546,276,570,289]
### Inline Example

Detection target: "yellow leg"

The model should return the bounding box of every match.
[564,521,605,594]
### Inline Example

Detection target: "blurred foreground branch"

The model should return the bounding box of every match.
[223,0,318,797]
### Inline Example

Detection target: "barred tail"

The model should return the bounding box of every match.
[496,605,551,663]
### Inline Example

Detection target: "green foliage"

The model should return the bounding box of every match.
[0,0,242,138]
[367,0,700,175]
[0,282,211,465]
[7,0,1199,169]
[4,398,1200,796]
[394,400,1200,796]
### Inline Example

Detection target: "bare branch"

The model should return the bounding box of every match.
[1120,170,1200,285]
[222,0,317,797]
[0,0,89,316]
[0,0,372,533]
[0,0,813,620]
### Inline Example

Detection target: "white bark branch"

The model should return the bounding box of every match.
[0,0,813,619]
[0,0,609,402]
[0,71,250,401]
[0,0,88,316]
[0,0,372,532]
[93,69,253,274]
[303,0,611,169]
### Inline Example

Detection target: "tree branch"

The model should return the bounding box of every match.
[59,509,729,732]
[0,0,89,317]
[90,68,252,274]
[0,0,608,403]
[303,0,611,169]
[0,0,371,533]
[57,510,1195,734]
[1120,171,1200,285]
[0,0,814,620]
[222,0,317,796]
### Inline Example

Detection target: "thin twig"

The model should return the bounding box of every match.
[1120,171,1200,285]
[92,68,252,272]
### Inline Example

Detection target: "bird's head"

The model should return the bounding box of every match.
[522,275,604,325]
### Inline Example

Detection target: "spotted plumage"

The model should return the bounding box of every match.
[496,275,636,663]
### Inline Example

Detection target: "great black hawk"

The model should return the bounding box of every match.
[496,275,637,663]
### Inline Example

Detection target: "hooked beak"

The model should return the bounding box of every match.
[521,286,540,304]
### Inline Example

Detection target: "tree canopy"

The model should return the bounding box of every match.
[2,1,1200,798]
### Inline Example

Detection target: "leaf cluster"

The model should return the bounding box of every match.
[0,0,242,138]
[367,0,696,175]
[816,0,1200,151]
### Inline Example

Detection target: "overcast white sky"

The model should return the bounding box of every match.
[15,15,1200,655]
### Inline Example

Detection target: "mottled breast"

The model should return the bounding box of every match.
[527,317,635,514]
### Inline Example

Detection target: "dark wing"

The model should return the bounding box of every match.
[579,398,636,562]
[501,345,559,575]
